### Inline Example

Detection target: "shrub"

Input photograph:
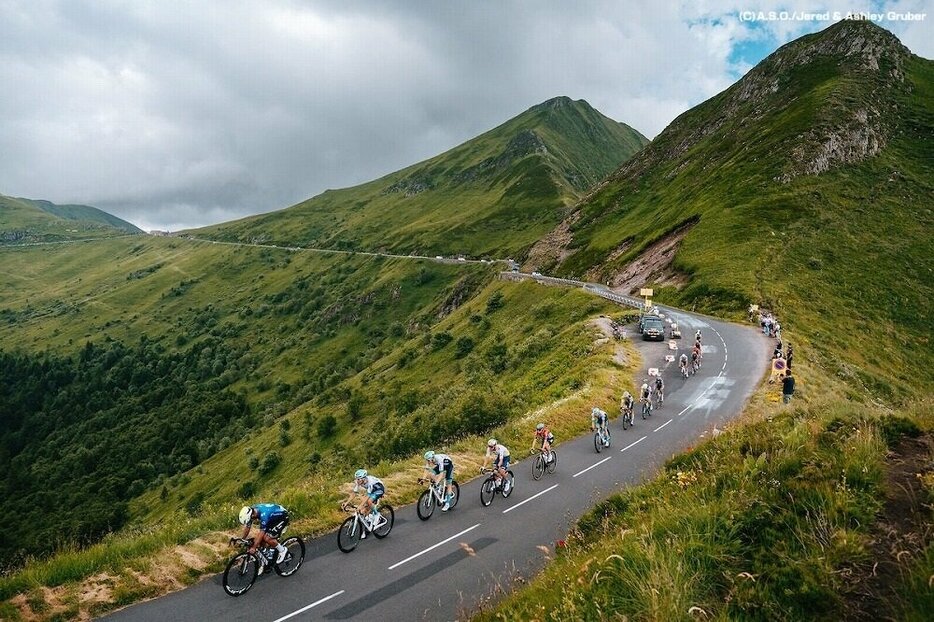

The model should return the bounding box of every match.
[258,452,281,475]
[454,336,475,358]
[317,415,338,439]
[237,481,256,499]
[432,331,453,351]
[485,292,505,314]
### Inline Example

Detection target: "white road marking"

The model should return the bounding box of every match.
[387,524,481,570]
[621,436,647,452]
[573,456,612,478]
[503,484,559,514]
[271,590,346,622]
[654,419,672,432]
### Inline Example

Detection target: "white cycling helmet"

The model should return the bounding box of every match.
[642,382,649,390]
[623,391,631,398]
[238,506,253,526]
[591,407,599,415]
[487,438,497,447]
[354,468,367,480]
[536,423,545,431]
[424,450,435,461]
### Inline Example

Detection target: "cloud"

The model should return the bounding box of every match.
[0,0,930,230]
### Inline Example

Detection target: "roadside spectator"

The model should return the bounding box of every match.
[782,371,795,404]
[774,321,782,340]
[786,344,794,370]
[773,340,783,359]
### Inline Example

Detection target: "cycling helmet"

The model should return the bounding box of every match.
[424,450,435,461]
[354,468,368,480]
[536,423,545,431]
[238,506,253,526]
[641,382,648,390]
[487,438,497,447]
[623,391,631,398]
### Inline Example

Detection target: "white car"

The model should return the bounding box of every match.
[531,271,542,277]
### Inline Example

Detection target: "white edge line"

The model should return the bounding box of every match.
[270,590,346,622]
[653,419,672,432]
[388,523,481,570]
[573,456,612,478]
[620,435,648,452]
[502,484,559,514]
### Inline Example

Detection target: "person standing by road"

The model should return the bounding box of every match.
[782,371,795,404]
[786,344,794,370]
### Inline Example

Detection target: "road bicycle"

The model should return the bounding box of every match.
[529,447,557,480]
[680,363,689,379]
[620,405,633,430]
[416,476,461,520]
[594,426,611,452]
[641,398,653,419]
[479,467,515,506]
[337,503,394,553]
[222,536,305,597]
[655,388,664,407]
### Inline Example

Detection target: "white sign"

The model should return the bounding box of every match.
[640,288,654,297]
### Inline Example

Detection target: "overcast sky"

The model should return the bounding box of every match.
[1,1,931,231]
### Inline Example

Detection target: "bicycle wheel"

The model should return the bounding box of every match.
[622,412,631,430]
[546,451,557,474]
[642,403,648,420]
[373,505,394,538]
[605,429,612,448]
[531,454,545,480]
[337,516,361,553]
[222,553,258,596]
[594,432,603,453]
[274,537,305,577]
[502,470,516,498]
[480,477,496,506]
[416,489,435,521]
[449,481,460,508]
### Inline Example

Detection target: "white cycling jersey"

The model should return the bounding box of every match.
[487,444,510,460]
[430,453,451,468]
[353,475,383,494]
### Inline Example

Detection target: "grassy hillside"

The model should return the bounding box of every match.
[195,97,647,258]
[0,233,638,620]
[0,194,143,242]
[532,21,933,401]
[480,21,934,621]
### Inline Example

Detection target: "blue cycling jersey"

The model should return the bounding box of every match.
[254,503,288,531]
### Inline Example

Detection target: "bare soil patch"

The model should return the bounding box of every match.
[846,433,933,620]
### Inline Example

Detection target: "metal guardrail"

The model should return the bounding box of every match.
[501,272,644,310]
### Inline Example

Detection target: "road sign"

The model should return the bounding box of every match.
[640,288,654,297]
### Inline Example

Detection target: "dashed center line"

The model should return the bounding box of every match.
[621,436,647,452]
[387,523,481,570]
[573,456,612,478]
[653,419,672,432]
[502,484,559,514]
[270,590,346,622]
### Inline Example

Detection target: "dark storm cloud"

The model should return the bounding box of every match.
[0,0,929,230]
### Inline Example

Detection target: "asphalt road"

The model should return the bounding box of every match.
[103,286,770,622]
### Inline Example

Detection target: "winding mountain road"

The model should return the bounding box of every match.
[103,276,770,622]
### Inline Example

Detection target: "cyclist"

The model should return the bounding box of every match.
[591,407,609,438]
[640,381,653,414]
[481,439,511,490]
[620,391,634,419]
[423,450,455,511]
[691,347,701,372]
[235,504,290,572]
[679,352,689,377]
[695,329,702,343]
[530,423,555,462]
[654,375,665,406]
[342,469,385,538]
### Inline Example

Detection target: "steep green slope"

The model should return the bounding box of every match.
[531,21,933,400]
[0,194,143,242]
[481,21,934,622]
[196,97,647,258]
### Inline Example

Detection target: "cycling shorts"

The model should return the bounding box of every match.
[494,455,510,470]
[433,459,455,482]
[367,483,385,503]
[263,514,289,539]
